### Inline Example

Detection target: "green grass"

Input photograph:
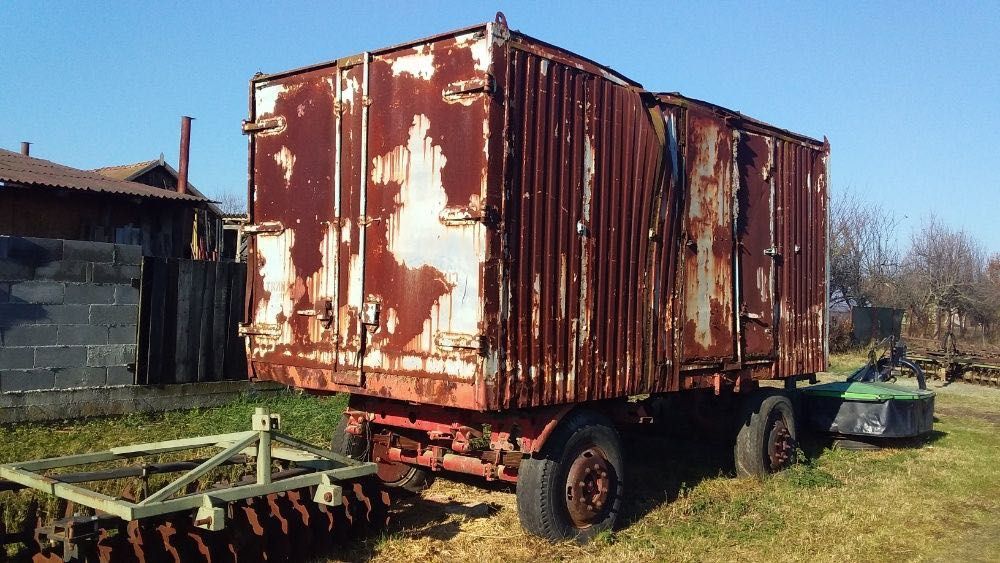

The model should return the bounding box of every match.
[2,357,999,562]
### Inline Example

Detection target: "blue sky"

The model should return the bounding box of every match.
[2,1,998,251]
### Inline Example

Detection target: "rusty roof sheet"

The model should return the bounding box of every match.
[0,149,207,203]
[656,92,825,146]
[93,158,221,212]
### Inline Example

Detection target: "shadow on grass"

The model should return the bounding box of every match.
[617,428,737,529]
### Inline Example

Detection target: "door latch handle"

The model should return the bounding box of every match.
[297,299,334,329]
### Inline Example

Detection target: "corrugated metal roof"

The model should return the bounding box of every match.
[92,159,159,181]
[0,149,207,203]
[93,158,222,215]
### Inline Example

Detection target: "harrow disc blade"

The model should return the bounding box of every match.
[19,479,390,563]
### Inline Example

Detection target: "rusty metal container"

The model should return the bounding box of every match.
[242,17,829,412]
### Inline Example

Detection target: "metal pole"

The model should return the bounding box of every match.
[178,116,193,194]
[20,141,31,156]
[255,407,272,485]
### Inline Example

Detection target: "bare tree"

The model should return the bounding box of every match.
[968,253,1000,341]
[828,189,901,308]
[215,191,247,216]
[898,215,986,338]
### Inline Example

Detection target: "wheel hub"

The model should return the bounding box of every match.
[767,418,795,470]
[564,447,615,528]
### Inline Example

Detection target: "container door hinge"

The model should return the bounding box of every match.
[242,116,286,135]
[443,75,494,102]
[435,332,485,352]
[238,323,282,337]
[439,206,489,226]
[243,221,285,235]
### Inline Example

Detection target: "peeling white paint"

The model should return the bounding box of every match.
[253,229,296,351]
[470,35,491,72]
[341,76,360,110]
[273,146,296,187]
[386,307,398,334]
[371,114,484,348]
[255,83,286,117]
[391,45,435,80]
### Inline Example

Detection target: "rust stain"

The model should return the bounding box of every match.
[245,20,829,411]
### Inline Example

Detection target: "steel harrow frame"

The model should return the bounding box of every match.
[0,408,390,562]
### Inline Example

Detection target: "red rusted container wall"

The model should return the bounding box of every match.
[243,20,828,412]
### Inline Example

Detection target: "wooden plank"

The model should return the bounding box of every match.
[135,257,153,385]
[210,262,229,381]
[145,259,170,385]
[225,263,248,380]
[188,260,207,383]
[197,261,218,382]
[173,260,194,383]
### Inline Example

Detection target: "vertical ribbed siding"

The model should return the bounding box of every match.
[774,140,828,377]
[499,48,664,409]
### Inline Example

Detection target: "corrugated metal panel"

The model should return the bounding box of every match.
[497,44,665,409]
[774,139,828,377]
[246,21,829,411]
[0,149,207,203]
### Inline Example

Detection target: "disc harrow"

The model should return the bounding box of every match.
[906,335,1000,387]
[0,408,390,562]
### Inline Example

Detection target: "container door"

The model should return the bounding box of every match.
[736,131,777,359]
[680,112,737,364]
[346,33,493,382]
[246,68,341,373]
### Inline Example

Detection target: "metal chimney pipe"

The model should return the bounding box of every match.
[177,116,193,194]
[20,142,31,156]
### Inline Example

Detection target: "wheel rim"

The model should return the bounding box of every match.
[564,446,617,528]
[376,460,416,486]
[766,416,795,471]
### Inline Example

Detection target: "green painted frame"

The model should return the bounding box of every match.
[0,408,375,530]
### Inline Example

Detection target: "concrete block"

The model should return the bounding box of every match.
[114,285,140,305]
[114,244,143,266]
[29,305,90,325]
[34,345,87,368]
[6,237,63,266]
[108,324,138,344]
[0,304,47,327]
[0,282,9,303]
[33,260,91,283]
[0,261,34,282]
[64,283,115,305]
[0,347,34,369]
[0,369,55,392]
[90,304,139,326]
[106,365,135,386]
[91,264,140,284]
[64,240,115,263]
[9,281,64,304]
[54,367,108,389]
[57,325,108,345]
[86,344,136,367]
[1,325,57,346]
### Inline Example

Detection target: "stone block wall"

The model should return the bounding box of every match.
[0,236,141,392]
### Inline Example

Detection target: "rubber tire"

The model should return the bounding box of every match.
[331,416,434,494]
[832,438,882,451]
[516,410,624,543]
[734,391,798,478]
